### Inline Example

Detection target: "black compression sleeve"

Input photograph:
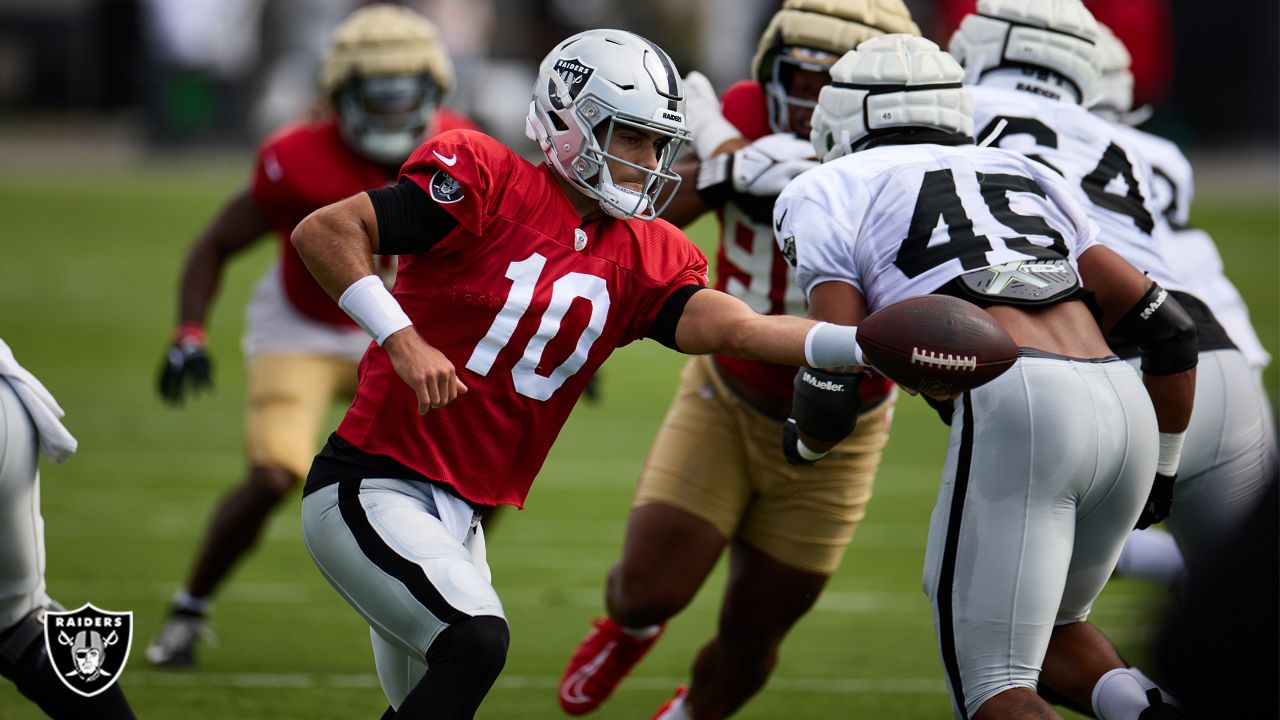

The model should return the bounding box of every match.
[1110,283,1199,375]
[646,285,705,352]
[367,178,459,254]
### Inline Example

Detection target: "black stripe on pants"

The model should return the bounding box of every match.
[337,479,472,625]
[938,392,976,719]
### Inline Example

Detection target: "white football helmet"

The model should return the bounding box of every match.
[948,0,1099,105]
[810,34,973,162]
[752,0,921,136]
[1090,23,1146,124]
[526,29,690,221]
[322,3,455,164]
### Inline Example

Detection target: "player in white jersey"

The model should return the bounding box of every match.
[949,0,1274,574]
[775,34,1195,720]
[1091,22,1277,589]
[0,340,137,718]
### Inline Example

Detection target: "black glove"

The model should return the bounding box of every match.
[1134,473,1176,530]
[158,334,213,404]
[782,419,821,466]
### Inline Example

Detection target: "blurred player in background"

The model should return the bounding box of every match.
[0,340,137,719]
[777,33,1194,720]
[1094,21,1277,589]
[557,2,920,718]
[951,0,1274,582]
[147,3,474,668]
[292,27,877,720]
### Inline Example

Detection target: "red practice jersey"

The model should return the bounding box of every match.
[712,81,893,403]
[336,130,709,508]
[251,110,476,327]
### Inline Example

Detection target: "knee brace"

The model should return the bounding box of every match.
[427,615,510,680]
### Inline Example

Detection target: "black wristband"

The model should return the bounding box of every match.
[791,368,863,443]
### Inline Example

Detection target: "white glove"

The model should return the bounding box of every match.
[730,133,818,196]
[683,71,742,160]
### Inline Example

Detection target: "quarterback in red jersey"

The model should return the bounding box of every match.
[147,4,475,668]
[558,3,920,718]
[293,28,870,720]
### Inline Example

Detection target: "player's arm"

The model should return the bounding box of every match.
[1078,243,1197,528]
[158,186,271,405]
[781,280,871,464]
[662,71,749,228]
[291,182,467,414]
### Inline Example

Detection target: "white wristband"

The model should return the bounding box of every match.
[338,275,412,345]
[1157,431,1185,476]
[804,322,865,369]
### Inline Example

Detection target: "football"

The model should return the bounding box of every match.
[857,295,1018,395]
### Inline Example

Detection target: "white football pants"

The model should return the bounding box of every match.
[0,377,52,631]
[922,354,1157,719]
[1126,349,1275,569]
[301,478,504,710]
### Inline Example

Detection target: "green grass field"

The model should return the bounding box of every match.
[0,159,1275,719]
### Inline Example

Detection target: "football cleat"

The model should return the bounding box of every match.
[145,610,214,668]
[652,685,689,720]
[558,617,664,715]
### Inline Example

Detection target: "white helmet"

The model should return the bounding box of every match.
[526,29,690,221]
[322,3,455,164]
[948,0,1099,105]
[1090,23,1140,123]
[752,0,921,135]
[810,34,973,162]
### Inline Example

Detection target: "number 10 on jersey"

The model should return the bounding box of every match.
[465,253,611,401]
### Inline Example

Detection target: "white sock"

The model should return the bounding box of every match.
[1092,667,1152,720]
[173,589,211,616]
[620,623,661,640]
[656,694,692,720]
[1114,529,1185,587]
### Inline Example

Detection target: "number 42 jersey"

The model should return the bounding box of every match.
[773,142,1098,313]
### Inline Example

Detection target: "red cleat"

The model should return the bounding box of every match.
[558,617,664,715]
[652,685,689,720]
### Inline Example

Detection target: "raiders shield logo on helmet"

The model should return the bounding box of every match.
[548,57,595,110]
[43,603,133,697]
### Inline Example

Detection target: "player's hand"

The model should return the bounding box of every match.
[683,71,741,160]
[731,133,818,197]
[383,328,468,414]
[1134,472,1176,530]
[782,419,828,466]
[157,325,213,405]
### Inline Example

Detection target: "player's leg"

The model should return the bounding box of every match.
[925,360,1093,720]
[1039,362,1183,720]
[561,357,746,715]
[148,353,352,666]
[302,478,506,719]
[0,379,137,718]
[1161,350,1274,569]
[661,395,892,719]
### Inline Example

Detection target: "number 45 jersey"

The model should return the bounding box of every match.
[336,130,708,508]
[774,142,1097,313]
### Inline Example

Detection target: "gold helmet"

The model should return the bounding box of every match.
[751,0,921,134]
[321,3,456,164]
